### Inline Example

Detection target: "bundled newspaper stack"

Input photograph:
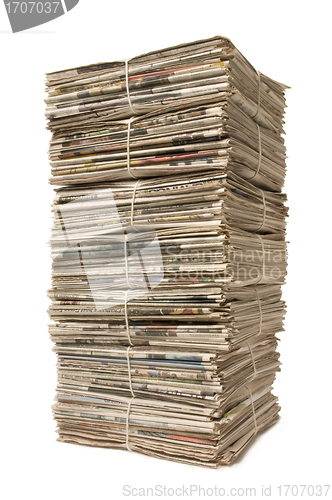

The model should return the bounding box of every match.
[46,36,288,467]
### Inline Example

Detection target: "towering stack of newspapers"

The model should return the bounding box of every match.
[46,36,288,467]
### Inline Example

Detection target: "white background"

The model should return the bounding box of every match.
[1,1,331,499]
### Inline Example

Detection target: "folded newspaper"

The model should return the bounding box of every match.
[48,101,286,191]
[46,36,288,467]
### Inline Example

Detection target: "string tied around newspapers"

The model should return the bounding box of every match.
[123,321,260,451]
[121,189,264,450]
[122,59,264,188]
[122,235,140,451]
[120,60,263,451]
[120,231,265,450]
[121,287,262,451]
[248,71,263,186]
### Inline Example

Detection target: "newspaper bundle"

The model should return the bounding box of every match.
[46,36,288,467]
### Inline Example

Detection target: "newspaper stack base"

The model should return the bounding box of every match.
[46,36,288,467]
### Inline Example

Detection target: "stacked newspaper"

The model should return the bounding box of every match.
[46,36,286,134]
[48,101,286,190]
[46,36,288,467]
